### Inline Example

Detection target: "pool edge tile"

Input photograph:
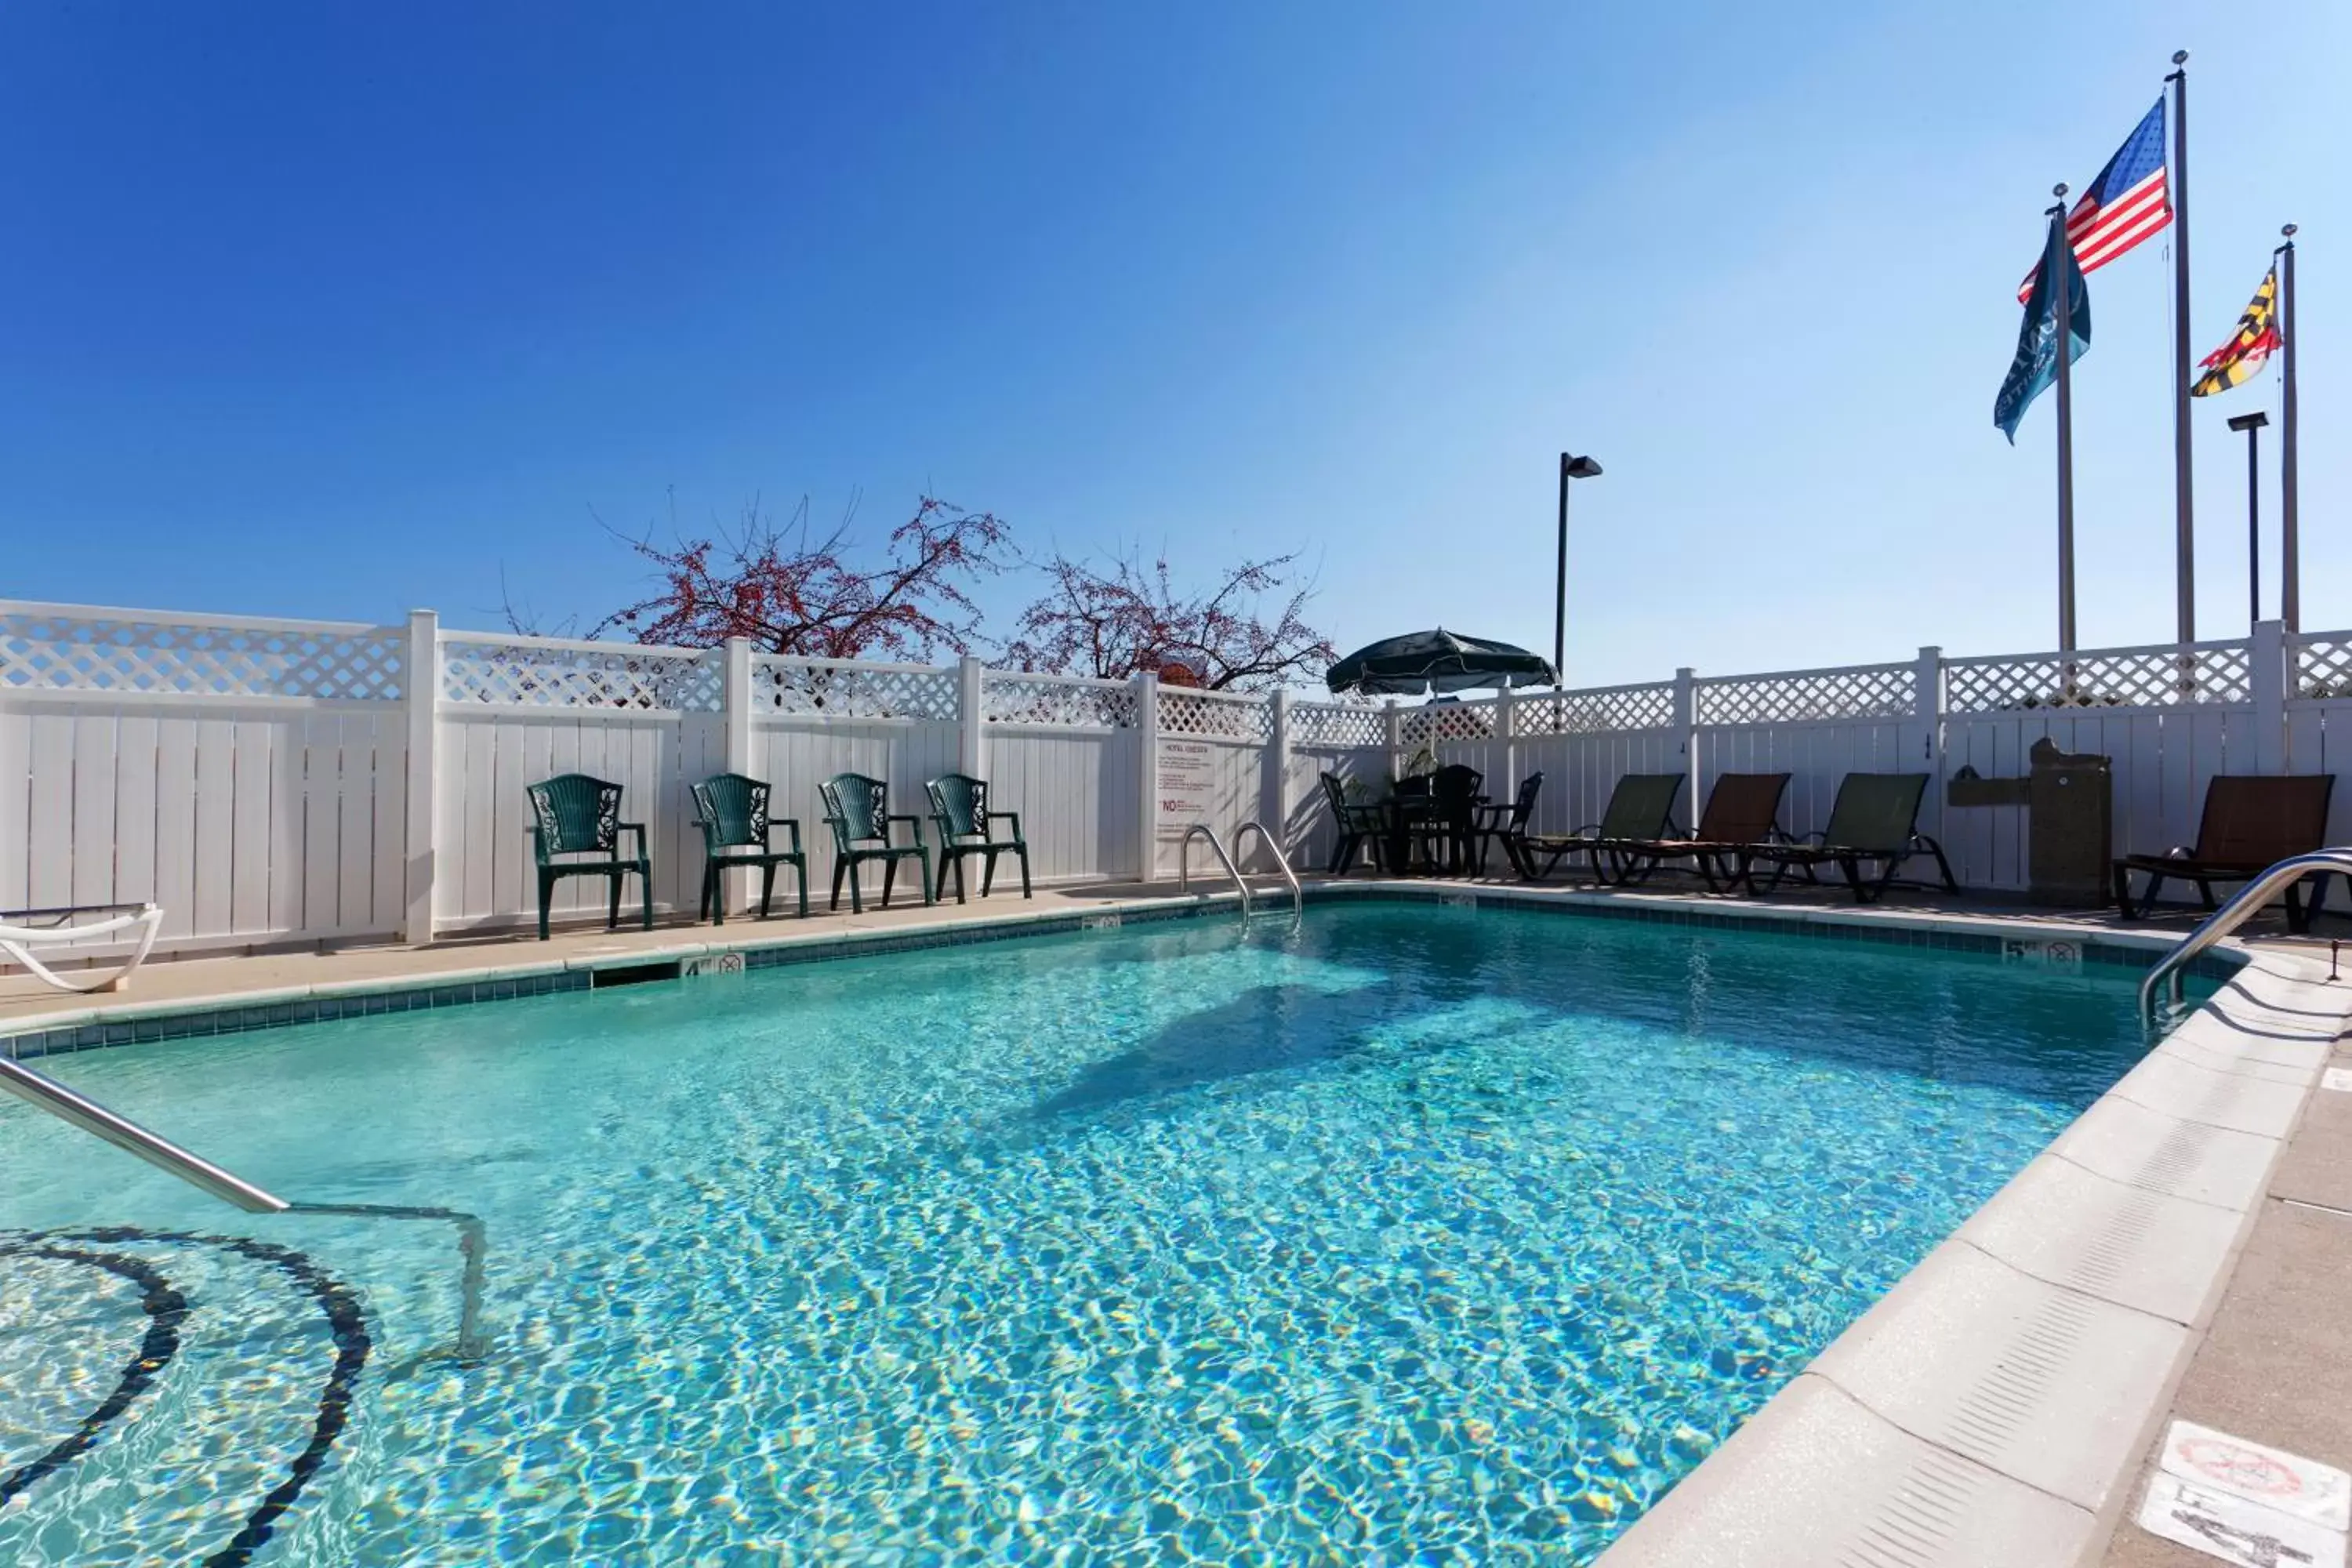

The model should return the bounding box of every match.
[1598,1374,2096,1568]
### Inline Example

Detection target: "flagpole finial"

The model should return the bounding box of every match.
[2053,183,2068,200]
[2281,223,2298,240]
[2172,49,2188,65]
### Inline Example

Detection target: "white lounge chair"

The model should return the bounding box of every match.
[0,903,165,994]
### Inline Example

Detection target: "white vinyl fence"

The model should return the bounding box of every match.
[6,598,2352,961]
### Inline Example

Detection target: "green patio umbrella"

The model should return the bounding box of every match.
[1324,629,1556,696]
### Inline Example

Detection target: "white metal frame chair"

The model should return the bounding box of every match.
[0,903,165,993]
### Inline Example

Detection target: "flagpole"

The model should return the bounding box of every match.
[2167,50,2195,644]
[2052,189,2077,654]
[2278,224,2300,632]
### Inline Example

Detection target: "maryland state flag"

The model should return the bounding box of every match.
[2191,267,2281,397]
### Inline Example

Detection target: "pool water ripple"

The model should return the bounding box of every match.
[0,905,2152,1564]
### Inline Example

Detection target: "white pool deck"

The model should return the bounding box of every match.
[5,872,2349,1568]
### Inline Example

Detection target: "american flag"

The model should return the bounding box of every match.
[2016,99,2172,302]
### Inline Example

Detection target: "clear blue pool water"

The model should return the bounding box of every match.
[0,903,2154,1565]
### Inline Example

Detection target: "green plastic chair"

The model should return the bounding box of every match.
[926,773,1032,903]
[690,773,808,924]
[817,772,933,913]
[525,773,652,940]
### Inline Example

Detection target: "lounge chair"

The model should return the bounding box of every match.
[1319,771,1388,873]
[2114,774,2336,931]
[527,773,654,940]
[1606,772,1791,891]
[818,772,934,913]
[927,773,1033,902]
[1514,773,1686,883]
[691,773,809,924]
[0,902,165,993]
[1732,772,1954,903]
[1468,772,1543,877]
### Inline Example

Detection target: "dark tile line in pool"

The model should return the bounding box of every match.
[0,888,2230,1062]
[2,968,595,1060]
[1333,883,2238,978]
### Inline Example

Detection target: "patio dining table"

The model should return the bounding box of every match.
[1377,792,1487,877]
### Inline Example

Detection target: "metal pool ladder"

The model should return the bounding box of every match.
[0,1053,491,1361]
[1178,822,1303,922]
[2137,848,2352,1029]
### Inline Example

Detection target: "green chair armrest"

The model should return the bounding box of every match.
[985,811,1022,840]
[767,818,804,853]
[619,822,651,859]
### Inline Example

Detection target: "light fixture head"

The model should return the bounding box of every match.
[1562,455,1602,480]
[2228,411,2270,432]
[2172,49,2188,65]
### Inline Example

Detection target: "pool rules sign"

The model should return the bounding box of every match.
[1156,739,1218,844]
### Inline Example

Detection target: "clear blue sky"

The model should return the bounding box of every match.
[2,2,2343,685]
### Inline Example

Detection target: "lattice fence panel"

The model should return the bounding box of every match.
[1158,688,1273,741]
[1399,701,1497,747]
[441,639,723,711]
[0,608,405,700]
[1696,665,1914,725]
[1944,644,2251,713]
[1290,702,1386,749]
[753,657,958,720]
[983,672,1138,728]
[1514,683,1675,735]
[2293,634,2352,700]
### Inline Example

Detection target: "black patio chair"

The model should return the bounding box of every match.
[1319,771,1388,873]
[1469,772,1544,877]
[1407,764,1486,875]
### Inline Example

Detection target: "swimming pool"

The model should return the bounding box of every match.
[0,902,2157,1565]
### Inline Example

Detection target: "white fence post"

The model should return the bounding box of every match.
[1915,643,1944,769]
[1385,699,1403,778]
[1915,645,1945,843]
[1495,686,1516,797]
[401,609,440,946]
[1269,688,1293,858]
[720,637,755,915]
[2252,619,2287,774]
[960,655,989,780]
[1671,667,1697,810]
[1134,671,1160,882]
[723,638,755,775]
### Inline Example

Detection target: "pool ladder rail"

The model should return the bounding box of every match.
[2137,848,2352,1029]
[1177,822,1303,924]
[0,1052,492,1363]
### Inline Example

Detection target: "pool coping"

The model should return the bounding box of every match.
[2,878,2326,1568]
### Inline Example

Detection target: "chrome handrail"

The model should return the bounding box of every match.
[2137,849,2352,1028]
[1232,821,1304,920]
[1178,823,1251,920]
[1,1053,492,1360]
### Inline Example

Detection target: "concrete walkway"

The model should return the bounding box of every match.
[2098,1027,2352,1566]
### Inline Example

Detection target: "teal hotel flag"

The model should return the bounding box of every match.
[1995,218,2092,441]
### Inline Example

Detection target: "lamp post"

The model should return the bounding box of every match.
[2227,411,2268,632]
[1555,453,1602,685]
